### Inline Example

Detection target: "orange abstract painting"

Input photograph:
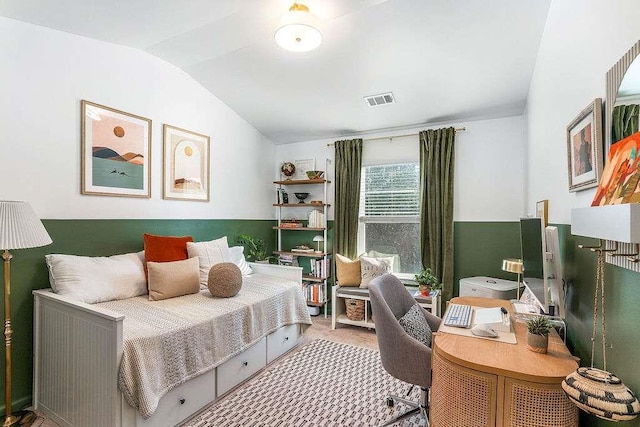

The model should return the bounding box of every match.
[591,131,640,206]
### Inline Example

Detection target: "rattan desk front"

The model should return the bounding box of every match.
[430,296,578,427]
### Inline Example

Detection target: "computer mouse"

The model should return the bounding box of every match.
[471,324,498,338]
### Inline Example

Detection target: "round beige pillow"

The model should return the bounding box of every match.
[208,262,242,297]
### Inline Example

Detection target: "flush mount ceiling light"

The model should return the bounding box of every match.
[275,2,322,52]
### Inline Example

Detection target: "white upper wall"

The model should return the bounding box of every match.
[0,17,275,219]
[275,115,525,222]
[526,0,640,224]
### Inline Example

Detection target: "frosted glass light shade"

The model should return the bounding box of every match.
[0,201,52,250]
[275,4,322,52]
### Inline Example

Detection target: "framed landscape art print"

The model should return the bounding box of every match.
[163,124,210,201]
[81,100,152,197]
[566,98,603,192]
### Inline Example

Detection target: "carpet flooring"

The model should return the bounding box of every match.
[182,339,426,427]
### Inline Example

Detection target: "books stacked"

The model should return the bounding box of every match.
[302,282,325,303]
[280,220,303,228]
[278,254,298,267]
[291,245,314,253]
[310,258,330,279]
[308,210,325,228]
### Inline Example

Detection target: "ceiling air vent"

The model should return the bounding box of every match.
[364,92,395,107]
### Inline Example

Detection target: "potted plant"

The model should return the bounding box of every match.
[237,234,273,263]
[415,268,442,296]
[526,316,552,354]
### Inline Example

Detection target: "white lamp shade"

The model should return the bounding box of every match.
[275,9,322,52]
[0,201,52,250]
[313,235,325,242]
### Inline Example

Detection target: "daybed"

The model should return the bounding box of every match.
[33,262,311,427]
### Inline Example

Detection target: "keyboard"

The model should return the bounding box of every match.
[443,304,473,328]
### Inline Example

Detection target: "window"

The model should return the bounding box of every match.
[357,163,421,278]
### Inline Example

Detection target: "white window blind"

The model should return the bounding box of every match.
[359,163,420,219]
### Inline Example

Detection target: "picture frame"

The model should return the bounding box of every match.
[536,199,548,226]
[566,98,603,192]
[294,159,315,180]
[81,100,151,198]
[163,124,210,201]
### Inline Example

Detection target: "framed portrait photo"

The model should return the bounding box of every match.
[566,98,603,192]
[81,100,151,197]
[163,124,210,201]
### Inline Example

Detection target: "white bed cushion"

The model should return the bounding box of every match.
[186,236,231,287]
[45,251,147,303]
[359,256,394,288]
[229,246,252,276]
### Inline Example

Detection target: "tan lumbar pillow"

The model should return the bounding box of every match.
[147,257,200,301]
[335,254,361,287]
[208,262,242,298]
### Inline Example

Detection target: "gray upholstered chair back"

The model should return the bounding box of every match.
[369,274,441,388]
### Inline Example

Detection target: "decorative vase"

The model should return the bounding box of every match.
[527,332,548,354]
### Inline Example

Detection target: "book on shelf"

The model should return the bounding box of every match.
[302,282,325,303]
[308,209,325,228]
[278,254,299,267]
[309,258,330,279]
[280,221,303,228]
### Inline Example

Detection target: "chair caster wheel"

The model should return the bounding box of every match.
[386,397,394,407]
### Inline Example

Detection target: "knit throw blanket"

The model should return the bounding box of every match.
[96,274,312,419]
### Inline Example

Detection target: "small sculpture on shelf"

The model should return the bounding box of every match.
[280,162,295,180]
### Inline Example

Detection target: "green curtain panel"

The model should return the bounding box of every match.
[334,139,363,259]
[419,127,456,304]
[612,104,640,144]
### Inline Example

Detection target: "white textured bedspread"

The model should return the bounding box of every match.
[96,273,312,419]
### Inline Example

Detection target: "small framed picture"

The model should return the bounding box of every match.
[294,159,315,180]
[81,100,151,198]
[163,124,210,201]
[536,200,548,226]
[566,99,603,192]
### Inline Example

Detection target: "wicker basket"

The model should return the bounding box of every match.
[345,298,365,321]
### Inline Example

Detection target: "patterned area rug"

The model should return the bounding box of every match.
[182,339,427,426]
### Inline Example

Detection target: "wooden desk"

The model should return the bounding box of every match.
[430,297,578,427]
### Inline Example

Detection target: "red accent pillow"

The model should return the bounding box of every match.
[143,233,194,279]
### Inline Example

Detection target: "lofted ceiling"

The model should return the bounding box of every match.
[0,0,551,144]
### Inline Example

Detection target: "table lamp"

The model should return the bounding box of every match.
[0,201,52,426]
[502,258,523,299]
[313,235,324,253]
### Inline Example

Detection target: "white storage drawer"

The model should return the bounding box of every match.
[459,276,521,300]
[216,337,266,396]
[267,324,300,363]
[135,369,215,427]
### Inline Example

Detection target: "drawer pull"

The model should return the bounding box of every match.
[242,361,248,366]
[285,336,289,341]
[179,398,185,405]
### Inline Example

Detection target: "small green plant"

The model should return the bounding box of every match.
[527,316,552,336]
[414,268,442,290]
[236,234,272,262]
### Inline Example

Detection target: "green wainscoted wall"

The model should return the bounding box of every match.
[1,219,276,416]
[4,219,640,427]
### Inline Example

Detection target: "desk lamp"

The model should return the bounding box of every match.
[313,235,324,253]
[0,201,52,426]
[501,258,523,299]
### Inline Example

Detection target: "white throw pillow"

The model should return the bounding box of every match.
[187,236,231,287]
[45,251,147,304]
[359,256,394,288]
[229,246,252,276]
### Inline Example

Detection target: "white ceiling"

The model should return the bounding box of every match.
[0,0,551,144]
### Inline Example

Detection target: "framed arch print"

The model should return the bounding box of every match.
[163,124,210,201]
[81,100,151,197]
[566,98,603,192]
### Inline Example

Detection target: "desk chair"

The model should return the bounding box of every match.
[369,274,441,426]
